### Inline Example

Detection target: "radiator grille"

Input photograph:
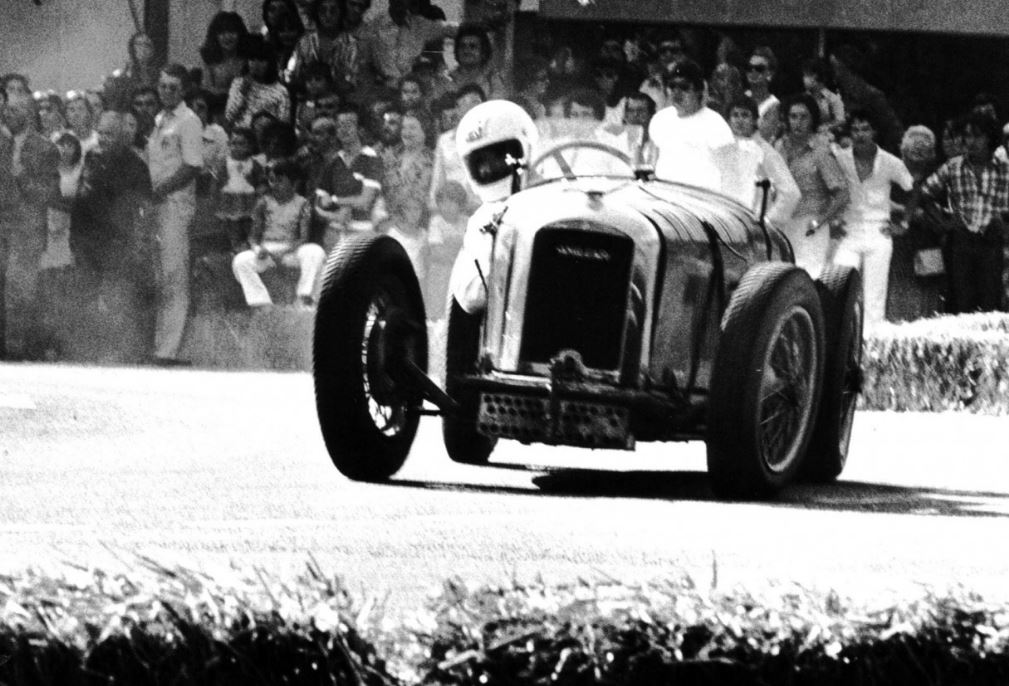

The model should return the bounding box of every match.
[520,228,634,370]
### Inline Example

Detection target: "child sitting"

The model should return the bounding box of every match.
[216,127,264,252]
[425,181,471,320]
[231,159,327,309]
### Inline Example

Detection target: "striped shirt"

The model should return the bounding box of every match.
[921,154,1009,233]
[225,78,291,129]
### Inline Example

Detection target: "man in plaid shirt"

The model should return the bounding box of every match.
[916,111,1009,313]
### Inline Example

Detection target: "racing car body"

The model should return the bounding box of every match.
[312,106,863,499]
[462,174,786,447]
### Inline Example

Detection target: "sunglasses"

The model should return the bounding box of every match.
[668,80,694,91]
[746,63,769,73]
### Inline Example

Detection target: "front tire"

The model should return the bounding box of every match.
[707,263,826,499]
[803,265,863,482]
[442,297,496,465]
[313,235,427,481]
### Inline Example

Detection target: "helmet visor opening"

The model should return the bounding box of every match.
[466,139,524,185]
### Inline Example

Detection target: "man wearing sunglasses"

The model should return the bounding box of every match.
[744,47,781,142]
[639,33,687,112]
[648,60,734,192]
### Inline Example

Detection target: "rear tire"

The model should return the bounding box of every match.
[313,235,427,481]
[803,265,863,482]
[442,297,497,465]
[707,263,825,499]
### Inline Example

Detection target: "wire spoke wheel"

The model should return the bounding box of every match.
[804,265,863,483]
[758,307,817,473]
[707,263,825,499]
[361,292,414,438]
[314,235,427,482]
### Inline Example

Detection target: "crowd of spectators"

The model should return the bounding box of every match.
[1,1,1008,365]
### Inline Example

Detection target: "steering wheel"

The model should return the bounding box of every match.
[528,140,634,184]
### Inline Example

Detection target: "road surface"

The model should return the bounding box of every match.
[2,362,1008,617]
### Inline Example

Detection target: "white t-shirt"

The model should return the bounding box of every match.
[835,146,913,226]
[722,136,801,224]
[648,105,735,191]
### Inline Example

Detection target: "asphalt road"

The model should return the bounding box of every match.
[2,362,1008,617]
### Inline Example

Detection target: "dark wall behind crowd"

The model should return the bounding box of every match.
[517,14,1009,134]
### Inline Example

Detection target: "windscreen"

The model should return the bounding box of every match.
[530,118,647,182]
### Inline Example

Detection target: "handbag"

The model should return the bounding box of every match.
[913,247,945,277]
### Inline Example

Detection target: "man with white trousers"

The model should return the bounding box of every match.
[147,64,202,365]
[832,108,913,328]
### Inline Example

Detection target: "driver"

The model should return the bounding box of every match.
[449,100,538,314]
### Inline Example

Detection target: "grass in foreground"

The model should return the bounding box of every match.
[3,557,1009,685]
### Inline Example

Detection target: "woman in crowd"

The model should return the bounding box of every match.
[887,125,947,321]
[379,111,434,282]
[85,90,105,122]
[35,91,68,140]
[802,57,845,134]
[513,57,550,120]
[268,12,306,89]
[775,92,849,278]
[290,0,359,97]
[398,72,430,117]
[294,61,336,135]
[2,73,32,101]
[707,61,745,120]
[200,11,250,100]
[226,35,292,129]
[104,32,162,111]
[39,132,84,360]
[592,58,630,126]
[447,24,506,100]
[261,0,303,39]
[65,91,99,154]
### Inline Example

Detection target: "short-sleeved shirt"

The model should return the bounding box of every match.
[147,101,203,201]
[722,136,801,224]
[835,146,913,225]
[252,193,312,245]
[920,154,1009,233]
[649,105,735,192]
[318,146,383,227]
[776,136,847,218]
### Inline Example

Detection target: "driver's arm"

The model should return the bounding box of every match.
[449,204,498,314]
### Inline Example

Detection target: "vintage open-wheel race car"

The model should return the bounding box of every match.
[311,105,863,500]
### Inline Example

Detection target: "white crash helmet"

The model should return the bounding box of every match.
[456,99,539,204]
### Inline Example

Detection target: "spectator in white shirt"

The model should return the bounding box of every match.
[648,60,735,192]
[724,95,800,225]
[832,108,913,327]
